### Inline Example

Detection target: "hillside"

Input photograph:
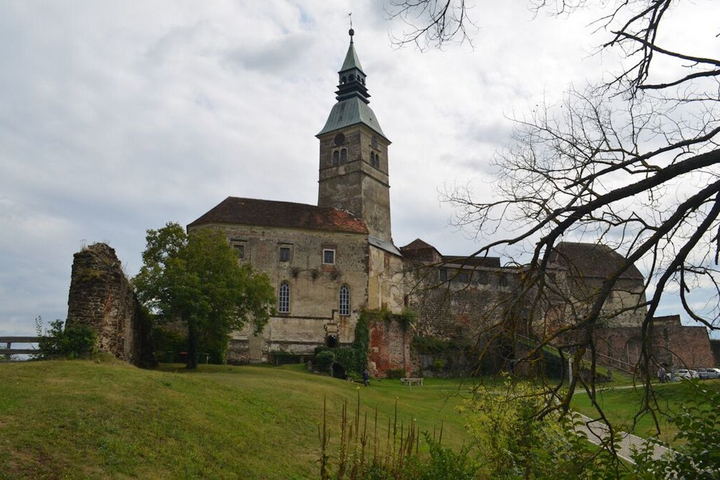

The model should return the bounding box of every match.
[0,360,469,479]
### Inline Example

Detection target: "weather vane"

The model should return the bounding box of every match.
[348,12,354,39]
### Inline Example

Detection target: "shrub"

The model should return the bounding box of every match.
[314,350,335,373]
[633,381,720,478]
[38,320,98,360]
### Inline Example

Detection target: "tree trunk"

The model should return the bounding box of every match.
[187,322,199,370]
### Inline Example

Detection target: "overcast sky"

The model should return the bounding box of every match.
[1,1,717,337]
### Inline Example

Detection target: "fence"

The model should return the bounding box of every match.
[0,336,41,356]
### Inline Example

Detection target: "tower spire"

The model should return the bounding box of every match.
[317,28,386,138]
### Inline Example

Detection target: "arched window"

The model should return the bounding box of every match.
[349,74,355,82]
[341,76,347,84]
[371,152,379,169]
[339,285,350,316]
[340,148,347,163]
[278,281,290,313]
[332,150,339,166]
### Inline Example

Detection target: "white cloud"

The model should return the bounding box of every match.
[1,0,717,336]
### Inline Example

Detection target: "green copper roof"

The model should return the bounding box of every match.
[340,41,364,73]
[317,96,386,138]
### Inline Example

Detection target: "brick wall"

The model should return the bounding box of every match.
[367,317,415,377]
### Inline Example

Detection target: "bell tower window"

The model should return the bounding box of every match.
[340,148,347,163]
[332,150,339,166]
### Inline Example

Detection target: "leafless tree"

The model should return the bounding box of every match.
[394,0,720,448]
[386,0,476,50]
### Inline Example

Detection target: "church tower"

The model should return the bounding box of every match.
[317,29,393,243]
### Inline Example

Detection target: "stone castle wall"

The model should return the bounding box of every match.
[66,243,154,367]
[594,316,715,370]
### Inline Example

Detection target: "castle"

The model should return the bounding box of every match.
[179,30,715,375]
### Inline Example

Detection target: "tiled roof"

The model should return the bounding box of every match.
[401,238,437,251]
[400,239,501,267]
[188,197,368,234]
[442,255,501,268]
[549,242,644,280]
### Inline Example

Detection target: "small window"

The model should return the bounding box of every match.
[349,74,355,81]
[477,272,488,285]
[341,76,347,84]
[278,282,290,313]
[499,274,508,287]
[332,150,339,166]
[323,249,336,265]
[439,268,447,282]
[233,244,245,260]
[458,272,470,284]
[340,148,347,163]
[279,246,290,262]
[339,285,350,316]
[371,152,380,169]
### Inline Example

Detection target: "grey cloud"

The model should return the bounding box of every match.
[225,33,316,73]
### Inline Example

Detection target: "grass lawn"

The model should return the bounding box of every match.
[570,380,720,445]
[0,360,471,479]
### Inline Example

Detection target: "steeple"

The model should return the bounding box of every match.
[317,29,386,138]
[316,29,393,243]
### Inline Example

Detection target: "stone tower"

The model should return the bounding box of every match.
[317,29,393,243]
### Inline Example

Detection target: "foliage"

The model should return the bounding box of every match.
[152,326,187,360]
[633,381,720,479]
[397,308,417,331]
[315,311,371,378]
[134,223,275,369]
[37,319,98,360]
[318,391,476,480]
[314,350,335,373]
[463,377,622,478]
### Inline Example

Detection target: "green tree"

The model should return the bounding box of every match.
[134,222,275,369]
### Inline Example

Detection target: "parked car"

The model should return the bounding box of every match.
[672,369,693,381]
[698,368,720,380]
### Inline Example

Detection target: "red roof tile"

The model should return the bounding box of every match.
[188,197,368,234]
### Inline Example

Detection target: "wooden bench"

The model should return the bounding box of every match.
[400,377,423,386]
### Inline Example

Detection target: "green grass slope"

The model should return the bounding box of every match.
[0,360,469,479]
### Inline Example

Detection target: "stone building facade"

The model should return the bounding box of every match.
[187,31,713,375]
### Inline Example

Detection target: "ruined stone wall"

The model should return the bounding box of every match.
[190,224,370,363]
[66,243,154,367]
